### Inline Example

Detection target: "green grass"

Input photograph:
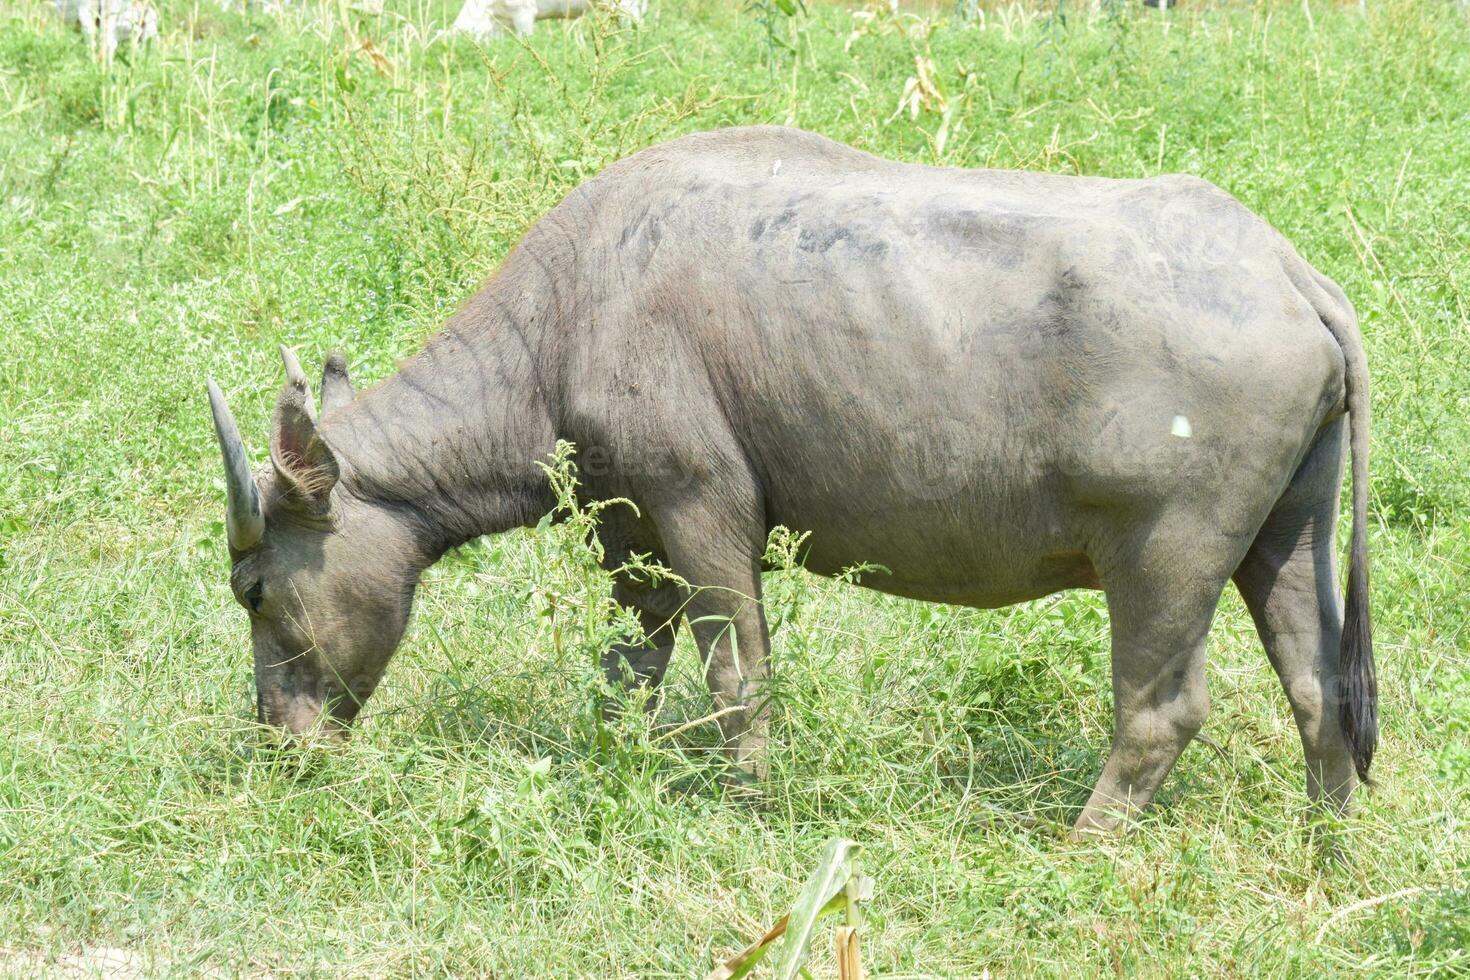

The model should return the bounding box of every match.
[2,0,1469,974]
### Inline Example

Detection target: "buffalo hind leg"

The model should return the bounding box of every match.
[1233,418,1358,815]
[1075,526,1238,836]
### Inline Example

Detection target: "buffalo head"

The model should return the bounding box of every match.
[208,348,423,738]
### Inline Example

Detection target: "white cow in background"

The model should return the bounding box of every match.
[55,0,158,58]
[452,0,644,39]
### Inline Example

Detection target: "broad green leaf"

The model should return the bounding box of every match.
[773,838,862,980]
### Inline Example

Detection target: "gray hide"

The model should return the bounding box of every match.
[55,0,158,59]
[209,126,1374,836]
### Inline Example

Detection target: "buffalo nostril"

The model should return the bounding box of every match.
[329,695,364,724]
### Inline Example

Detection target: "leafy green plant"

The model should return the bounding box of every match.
[532,439,687,764]
[746,0,808,70]
[709,838,873,980]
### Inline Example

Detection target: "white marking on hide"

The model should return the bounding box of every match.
[1171,415,1192,438]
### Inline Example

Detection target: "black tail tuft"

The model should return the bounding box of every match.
[1339,531,1376,783]
[1306,264,1376,787]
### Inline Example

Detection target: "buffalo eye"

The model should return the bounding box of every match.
[244,580,264,615]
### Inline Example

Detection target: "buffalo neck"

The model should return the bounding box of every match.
[322,285,561,562]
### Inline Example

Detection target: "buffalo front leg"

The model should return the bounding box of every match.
[1075,540,1234,836]
[601,578,683,696]
[654,499,772,783]
[686,573,771,782]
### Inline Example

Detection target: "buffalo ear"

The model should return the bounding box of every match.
[320,352,356,415]
[271,346,339,506]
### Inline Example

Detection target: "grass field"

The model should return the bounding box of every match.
[2,0,1469,974]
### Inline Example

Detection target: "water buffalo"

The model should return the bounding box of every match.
[55,0,158,59]
[208,126,1375,834]
[451,0,644,39]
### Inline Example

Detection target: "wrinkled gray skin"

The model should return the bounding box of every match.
[210,126,1376,835]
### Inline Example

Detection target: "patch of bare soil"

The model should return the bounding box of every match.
[0,947,146,979]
